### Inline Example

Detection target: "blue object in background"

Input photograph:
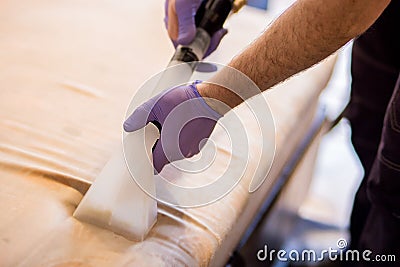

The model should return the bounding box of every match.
[247,0,268,10]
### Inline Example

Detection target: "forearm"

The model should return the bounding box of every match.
[199,0,390,111]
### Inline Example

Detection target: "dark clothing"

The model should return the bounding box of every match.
[346,0,400,264]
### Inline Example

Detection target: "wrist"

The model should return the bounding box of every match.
[197,83,242,115]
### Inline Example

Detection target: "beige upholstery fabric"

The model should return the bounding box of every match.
[0,1,335,266]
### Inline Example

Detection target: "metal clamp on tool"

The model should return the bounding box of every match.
[170,0,236,66]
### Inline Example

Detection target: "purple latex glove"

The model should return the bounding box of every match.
[123,84,222,173]
[164,0,228,58]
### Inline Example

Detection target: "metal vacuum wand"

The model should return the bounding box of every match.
[73,0,246,242]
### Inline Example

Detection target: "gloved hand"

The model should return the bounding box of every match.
[123,83,222,173]
[164,0,228,58]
